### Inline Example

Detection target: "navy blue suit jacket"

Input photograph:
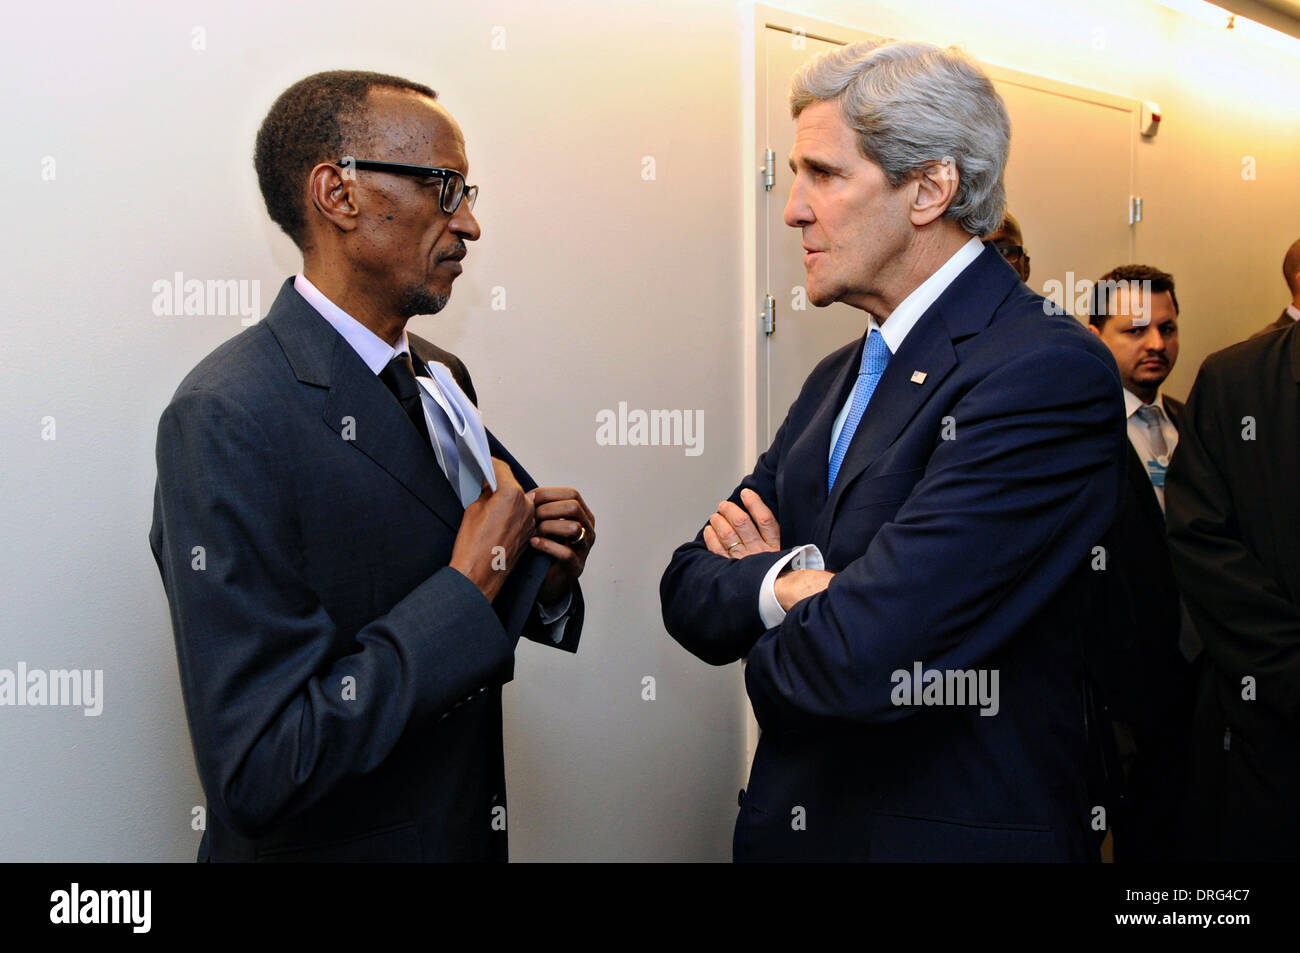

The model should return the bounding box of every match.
[150,278,582,862]
[661,244,1126,861]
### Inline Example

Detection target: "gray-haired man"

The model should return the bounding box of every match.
[662,41,1124,861]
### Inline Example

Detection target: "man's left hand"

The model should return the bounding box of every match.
[530,486,595,605]
[704,488,781,559]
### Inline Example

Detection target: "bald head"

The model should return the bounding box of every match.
[1284,237,1300,302]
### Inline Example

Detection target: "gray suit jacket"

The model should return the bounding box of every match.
[150,277,581,861]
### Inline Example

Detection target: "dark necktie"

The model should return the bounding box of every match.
[379,352,432,447]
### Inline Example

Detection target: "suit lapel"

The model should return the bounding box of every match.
[1125,441,1166,534]
[822,320,957,518]
[1162,394,1185,433]
[779,340,861,539]
[819,244,1014,519]
[263,279,465,533]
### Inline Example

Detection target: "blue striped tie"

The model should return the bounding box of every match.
[828,330,891,492]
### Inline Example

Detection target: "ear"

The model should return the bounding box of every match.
[307,160,362,235]
[908,157,959,227]
[1086,323,1101,338]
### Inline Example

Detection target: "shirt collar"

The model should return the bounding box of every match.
[294,272,410,375]
[869,235,984,353]
[1123,387,1164,420]
[1286,303,1300,323]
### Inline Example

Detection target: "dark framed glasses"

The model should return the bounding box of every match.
[994,243,1024,262]
[339,158,478,214]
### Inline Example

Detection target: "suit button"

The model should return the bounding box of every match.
[737,788,746,807]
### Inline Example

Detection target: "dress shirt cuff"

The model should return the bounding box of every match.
[536,589,573,644]
[758,544,825,629]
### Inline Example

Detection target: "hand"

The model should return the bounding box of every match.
[704,488,780,559]
[529,486,595,606]
[774,569,835,611]
[450,458,536,603]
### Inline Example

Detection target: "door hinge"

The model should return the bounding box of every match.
[1129,195,1143,225]
[761,294,775,335]
[761,148,775,192]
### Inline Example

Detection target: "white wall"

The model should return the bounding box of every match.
[0,0,1295,861]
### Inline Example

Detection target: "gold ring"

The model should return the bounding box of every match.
[727,541,742,551]
[573,525,586,545]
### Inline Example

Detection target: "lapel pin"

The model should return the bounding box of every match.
[910,370,928,384]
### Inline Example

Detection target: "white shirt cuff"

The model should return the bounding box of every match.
[537,590,573,644]
[758,545,825,628]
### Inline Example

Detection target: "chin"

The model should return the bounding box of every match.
[398,284,450,319]
[805,286,836,309]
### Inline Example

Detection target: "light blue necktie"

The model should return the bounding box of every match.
[828,330,891,492]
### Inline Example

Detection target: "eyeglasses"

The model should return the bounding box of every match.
[339,158,478,214]
[994,243,1024,263]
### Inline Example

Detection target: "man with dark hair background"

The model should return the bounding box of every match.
[149,71,593,862]
[1085,264,1197,861]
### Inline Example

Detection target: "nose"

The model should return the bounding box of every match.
[451,202,481,242]
[1142,325,1165,351]
[784,176,812,229]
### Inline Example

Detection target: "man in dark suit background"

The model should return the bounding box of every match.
[1251,237,1300,338]
[1166,322,1300,860]
[660,41,1126,861]
[1085,265,1197,861]
[149,71,594,861]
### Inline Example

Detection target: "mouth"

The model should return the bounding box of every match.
[803,247,822,266]
[438,248,466,273]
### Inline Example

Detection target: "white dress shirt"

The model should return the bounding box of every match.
[758,236,985,628]
[1124,388,1179,512]
[1287,303,1300,323]
[293,273,571,639]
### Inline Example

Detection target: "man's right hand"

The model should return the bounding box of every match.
[449,458,536,603]
[704,488,781,558]
[774,569,835,611]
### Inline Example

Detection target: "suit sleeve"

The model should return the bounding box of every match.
[151,388,516,838]
[659,412,799,665]
[484,429,584,654]
[743,345,1125,728]
[1165,361,1300,719]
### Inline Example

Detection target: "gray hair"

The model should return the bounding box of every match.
[790,41,1010,237]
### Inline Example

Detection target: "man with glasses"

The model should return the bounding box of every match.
[985,210,1031,285]
[149,71,592,862]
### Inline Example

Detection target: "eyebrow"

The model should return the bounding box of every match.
[789,155,839,175]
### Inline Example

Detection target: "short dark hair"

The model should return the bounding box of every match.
[1089,264,1179,328]
[254,70,437,250]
